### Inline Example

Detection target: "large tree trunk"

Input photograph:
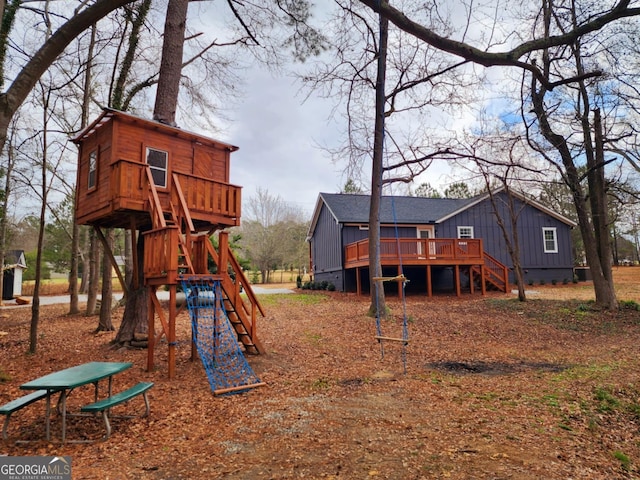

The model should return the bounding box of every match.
[590,108,616,306]
[152,0,188,126]
[115,229,148,344]
[531,76,617,310]
[368,6,388,319]
[115,0,188,345]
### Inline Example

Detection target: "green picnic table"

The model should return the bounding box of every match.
[20,361,132,442]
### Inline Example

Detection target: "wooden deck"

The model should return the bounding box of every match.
[345,238,508,296]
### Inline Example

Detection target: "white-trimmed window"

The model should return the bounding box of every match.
[88,150,97,190]
[543,227,558,253]
[146,147,168,188]
[457,226,474,239]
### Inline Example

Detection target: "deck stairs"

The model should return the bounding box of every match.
[471,252,509,292]
[144,168,265,354]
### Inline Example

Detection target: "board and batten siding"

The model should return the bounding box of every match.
[438,193,573,282]
[311,205,344,288]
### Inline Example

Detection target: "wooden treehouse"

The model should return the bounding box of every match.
[73,108,265,378]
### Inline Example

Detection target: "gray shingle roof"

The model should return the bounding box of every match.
[319,192,475,224]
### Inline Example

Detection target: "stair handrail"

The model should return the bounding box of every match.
[483,251,509,291]
[171,173,195,233]
[145,167,166,229]
[204,239,265,318]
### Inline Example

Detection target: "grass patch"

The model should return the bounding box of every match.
[553,363,618,382]
[594,386,619,413]
[311,377,331,390]
[257,293,328,307]
[304,331,323,344]
[613,451,631,471]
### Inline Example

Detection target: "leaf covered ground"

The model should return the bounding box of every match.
[1,269,640,479]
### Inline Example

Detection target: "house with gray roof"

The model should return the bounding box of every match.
[307,190,576,296]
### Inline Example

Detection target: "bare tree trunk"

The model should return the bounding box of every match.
[70,24,97,315]
[488,182,526,301]
[79,227,89,293]
[86,229,99,315]
[529,18,618,310]
[0,124,16,305]
[68,209,80,313]
[29,94,50,354]
[368,5,388,319]
[591,108,616,303]
[152,0,188,126]
[98,228,114,331]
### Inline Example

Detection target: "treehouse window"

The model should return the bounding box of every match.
[88,150,97,190]
[146,147,168,188]
[542,227,558,253]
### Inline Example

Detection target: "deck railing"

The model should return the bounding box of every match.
[345,238,484,266]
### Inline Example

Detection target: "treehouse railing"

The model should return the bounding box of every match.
[171,171,241,224]
[110,158,241,225]
[143,226,180,284]
[171,173,196,233]
[345,238,485,266]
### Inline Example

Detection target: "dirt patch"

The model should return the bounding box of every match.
[1,269,640,479]
[427,360,570,376]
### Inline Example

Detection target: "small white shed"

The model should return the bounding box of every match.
[3,250,27,300]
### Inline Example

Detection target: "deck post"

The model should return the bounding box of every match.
[469,266,475,294]
[426,266,432,297]
[454,265,461,297]
[356,267,361,295]
[481,265,487,295]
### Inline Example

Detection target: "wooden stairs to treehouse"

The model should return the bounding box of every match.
[142,169,265,376]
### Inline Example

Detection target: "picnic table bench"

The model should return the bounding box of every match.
[0,390,49,440]
[81,382,153,439]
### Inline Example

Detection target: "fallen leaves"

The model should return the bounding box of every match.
[0,270,639,478]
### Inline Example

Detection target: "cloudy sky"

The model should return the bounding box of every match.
[184,1,494,218]
[224,68,346,217]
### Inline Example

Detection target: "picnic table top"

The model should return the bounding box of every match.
[20,361,132,391]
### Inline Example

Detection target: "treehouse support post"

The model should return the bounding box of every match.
[147,287,155,373]
[168,284,177,379]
